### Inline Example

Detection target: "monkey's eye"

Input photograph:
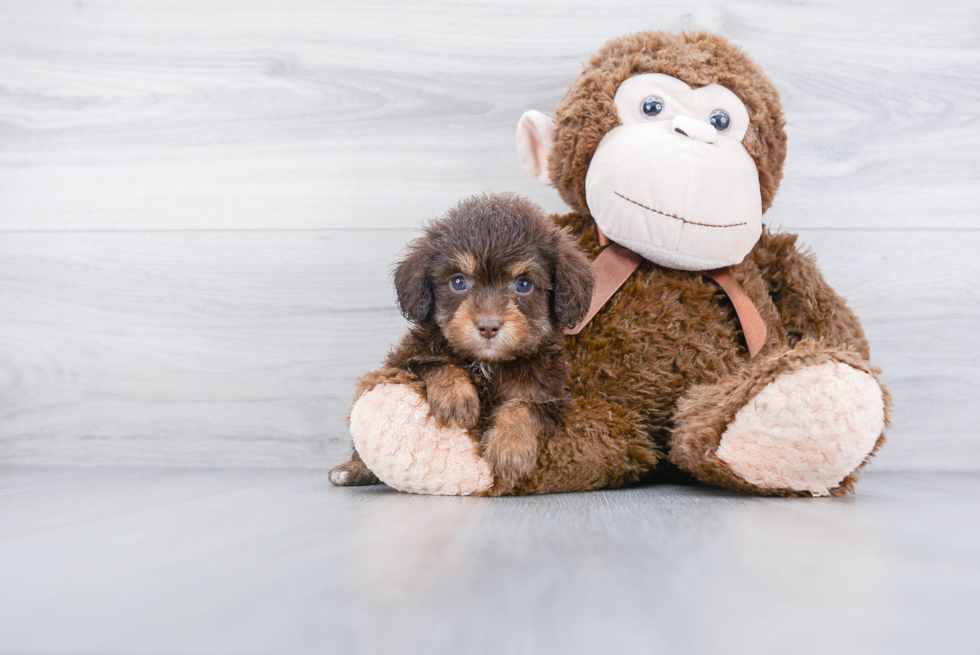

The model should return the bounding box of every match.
[641,96,664,118]
[514,277,534,295]
[709,110,731,132]
[450,275,468,292]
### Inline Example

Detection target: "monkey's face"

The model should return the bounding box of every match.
[517,31,787,271]
[584,74,763,271]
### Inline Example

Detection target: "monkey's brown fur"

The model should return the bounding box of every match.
[333,193,593,490]
[335,31,890,497]
[502,214,889,497]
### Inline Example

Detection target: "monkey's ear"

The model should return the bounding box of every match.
[393,237,433,323]
[517,110,556,185]
[551,230,595,329]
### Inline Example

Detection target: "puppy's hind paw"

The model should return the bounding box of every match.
[329,460,381,487]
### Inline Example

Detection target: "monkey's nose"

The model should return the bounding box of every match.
[671,115,717,144]
[476,319,502,340]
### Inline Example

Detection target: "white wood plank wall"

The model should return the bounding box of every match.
[1,0,978,470]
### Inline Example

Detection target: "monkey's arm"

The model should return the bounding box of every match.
[755,229,870,356]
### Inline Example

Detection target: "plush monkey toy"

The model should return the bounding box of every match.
[332,30,890,497]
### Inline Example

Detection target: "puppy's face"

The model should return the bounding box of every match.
[432,250,553,361]
[393,194,595,362]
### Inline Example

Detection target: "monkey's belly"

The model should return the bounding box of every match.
[565,265,752,434]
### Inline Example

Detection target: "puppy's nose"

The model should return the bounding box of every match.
[476,319,502,340]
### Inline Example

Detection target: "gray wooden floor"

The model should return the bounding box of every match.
[1,469,977,655]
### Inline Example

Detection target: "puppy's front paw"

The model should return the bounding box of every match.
[428,384,480,429]
[329,460,381,487]
[424,366,480,429]
[482,425,539,487]
[482,402,540,487]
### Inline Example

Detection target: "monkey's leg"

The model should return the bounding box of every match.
[668,340,890,497]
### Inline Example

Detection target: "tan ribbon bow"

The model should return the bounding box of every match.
[564,231,767,358]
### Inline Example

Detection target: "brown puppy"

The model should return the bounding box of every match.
[333,192,593,489]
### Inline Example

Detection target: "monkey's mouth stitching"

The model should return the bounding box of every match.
[614,192,746,228]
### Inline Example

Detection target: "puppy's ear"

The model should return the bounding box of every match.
[551,229,594,328]
[393,236,433,323]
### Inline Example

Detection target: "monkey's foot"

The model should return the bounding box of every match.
[716,361,886,496]
[349,383,493,496]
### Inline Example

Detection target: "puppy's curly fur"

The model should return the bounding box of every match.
[333,193,593,490]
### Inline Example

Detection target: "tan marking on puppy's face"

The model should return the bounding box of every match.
[451,252,478,276]
[507,259,546,281]
[442,296,537,362]
[495,300,534,358]
[441,295,479,355]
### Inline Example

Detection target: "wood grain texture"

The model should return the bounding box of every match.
[1,229,976,470]
[0,0,976,471]
[0,468,978,654]
[1,0,978,231]
[0,230,408,467]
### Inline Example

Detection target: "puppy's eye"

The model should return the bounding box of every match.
[514,277,534,295]
[450,275,468,292]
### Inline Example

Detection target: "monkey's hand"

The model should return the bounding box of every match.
[482,400,541,488]
[422,364,481,430]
